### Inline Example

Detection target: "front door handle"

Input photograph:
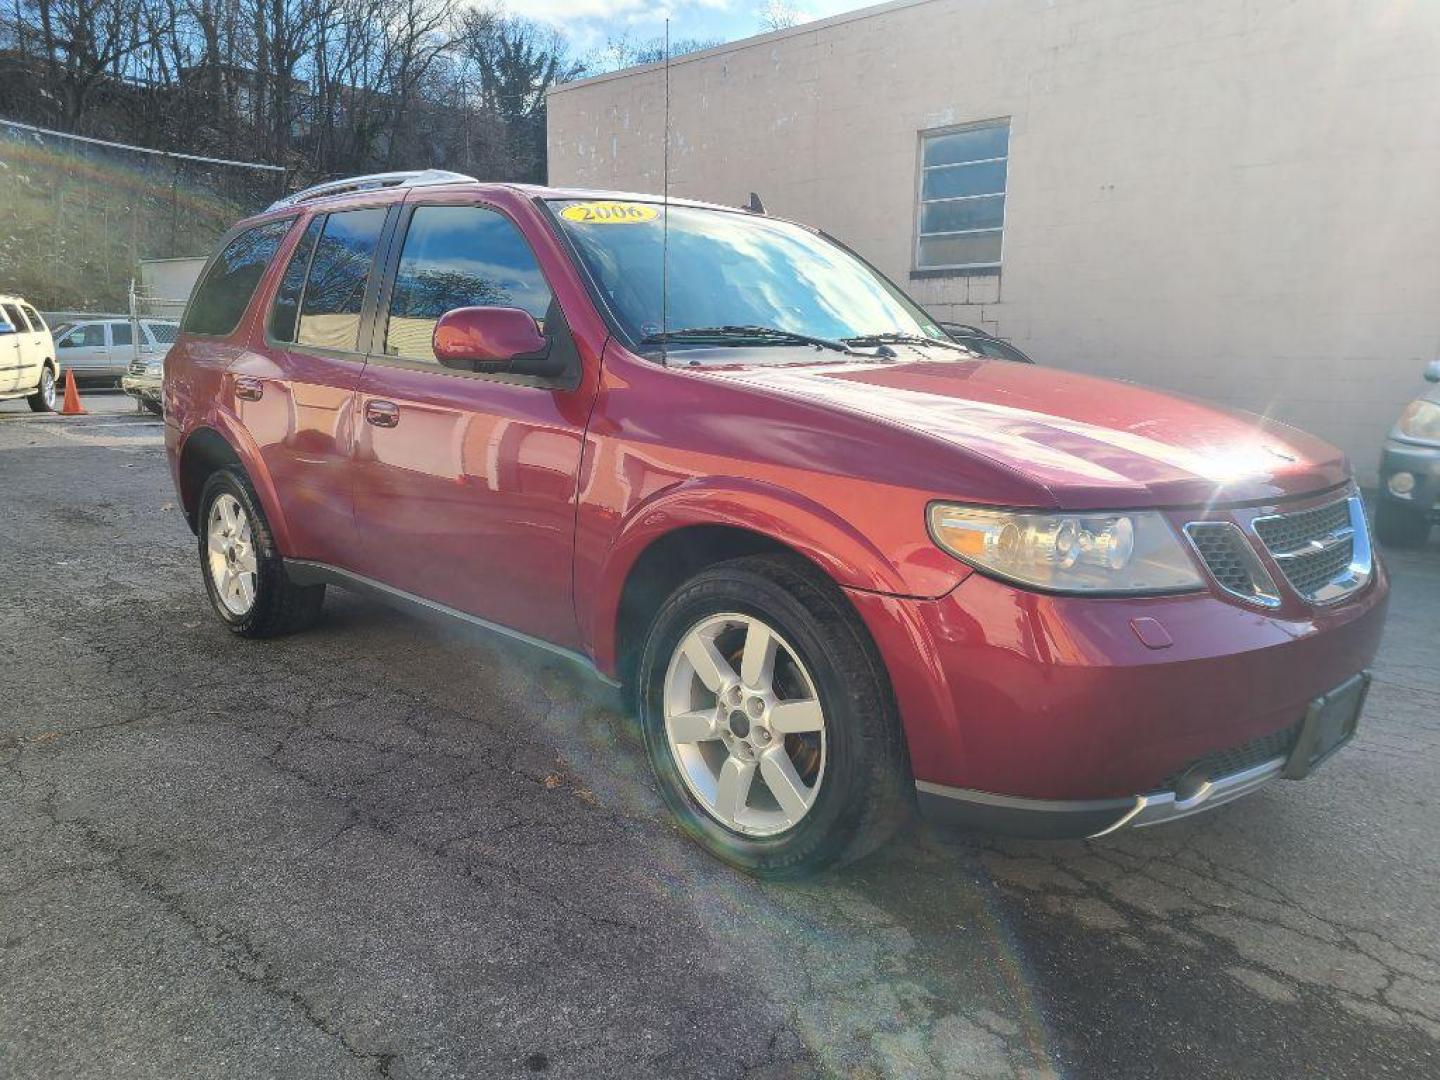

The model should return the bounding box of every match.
[365,399,400,428]
[235,375,264,401]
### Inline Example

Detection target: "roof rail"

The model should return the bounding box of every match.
[268,170,478,211]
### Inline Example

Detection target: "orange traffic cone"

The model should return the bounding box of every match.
[59,369,87,416]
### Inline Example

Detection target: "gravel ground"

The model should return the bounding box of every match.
[2,394,1438,1079]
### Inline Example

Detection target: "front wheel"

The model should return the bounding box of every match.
[27,367,56,412]
[197,468,325,637]
[636,554,912,878]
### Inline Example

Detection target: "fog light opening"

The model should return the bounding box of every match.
[1387,471,1416,498]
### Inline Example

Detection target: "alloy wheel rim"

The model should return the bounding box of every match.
[41,371,55,408]
[663,612,827,837]
[207,494,258,616]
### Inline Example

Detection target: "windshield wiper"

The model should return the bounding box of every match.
[641,325,864,356]
[844,331,973,354]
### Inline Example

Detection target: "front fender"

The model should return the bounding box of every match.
[579,475,970,675]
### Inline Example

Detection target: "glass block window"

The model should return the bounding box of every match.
[916,120,1008,271]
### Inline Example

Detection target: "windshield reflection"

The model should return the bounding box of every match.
[552,200,946,354]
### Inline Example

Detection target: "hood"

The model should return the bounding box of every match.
[698,357,1349,509]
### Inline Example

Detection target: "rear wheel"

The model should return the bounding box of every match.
[636,554,912,878]
[198,468,325,637]
[142,397,163,417]
[1375,501,1430,548]
[26,367,56,412]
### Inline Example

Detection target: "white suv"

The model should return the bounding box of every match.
[0,296,59,412]
[51,317,177,382]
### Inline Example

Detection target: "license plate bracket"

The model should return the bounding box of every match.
[1283,671,1370,780]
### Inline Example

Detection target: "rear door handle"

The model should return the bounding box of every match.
[235,375,264,401]
[365,399,400,428]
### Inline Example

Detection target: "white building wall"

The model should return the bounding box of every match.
[546,0,1440,483]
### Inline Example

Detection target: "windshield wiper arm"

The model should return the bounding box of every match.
[844,331,973,354]
[641,324,863,356]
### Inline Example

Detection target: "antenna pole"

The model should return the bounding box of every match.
[661,18,671,366]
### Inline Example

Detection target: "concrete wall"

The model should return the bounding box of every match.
[547,0,1440,483]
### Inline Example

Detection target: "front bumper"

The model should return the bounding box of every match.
[121,370,162,402]
[915,672,1370,838]
[845,510,1389,835]
[1380,438,1440,519]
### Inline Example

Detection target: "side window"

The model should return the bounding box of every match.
[183,218,294,337]
[22,306,46,332]
[111,321,133,347]
[385,204,552,362]
[269,216,323,343]
[297,208,387,351]
[0,304,21,334]
[60,324,107,348]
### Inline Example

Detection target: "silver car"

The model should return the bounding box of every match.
[51,318,178,382]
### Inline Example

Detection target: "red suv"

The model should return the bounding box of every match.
[165,171,1388,876]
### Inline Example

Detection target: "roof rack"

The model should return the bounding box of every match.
[268,170,478,211]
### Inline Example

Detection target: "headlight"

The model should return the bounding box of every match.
[1396,399,1440,443]
[928,504,1205,594]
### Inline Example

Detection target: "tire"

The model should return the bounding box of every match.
[636,554,913,878]
[1375,501,1430,549]
[197,467,325,638]
[27,366,56,413]
[142,397,163,417]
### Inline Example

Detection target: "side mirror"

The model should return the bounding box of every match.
[1425,360,1440,384]
[433,306,549,374]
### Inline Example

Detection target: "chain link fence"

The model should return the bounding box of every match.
[0,119,286,315]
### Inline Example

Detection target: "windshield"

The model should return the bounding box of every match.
[550,199,947,354]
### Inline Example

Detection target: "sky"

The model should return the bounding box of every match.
[501,0,881,61]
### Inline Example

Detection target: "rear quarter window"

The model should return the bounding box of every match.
[183,218,295,337]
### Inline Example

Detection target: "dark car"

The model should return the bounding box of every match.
[164,171,1386,877]
[940,323,1034,363]
[1377,360,1440,547]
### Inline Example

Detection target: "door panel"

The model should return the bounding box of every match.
[108,321,138,376]
[350,200,594,649]
[20,307,49,388]
[57,323,111,375]
[234,347,365,566]
[353,363,589,647]
[0,305,20,394]
[242,207,387,568]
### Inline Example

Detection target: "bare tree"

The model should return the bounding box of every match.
[757,0,804,32]
[583,31,720,74]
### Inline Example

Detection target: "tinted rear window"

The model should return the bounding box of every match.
[296,208,387,352]
[183,219,294,337]
[269,216,323,343]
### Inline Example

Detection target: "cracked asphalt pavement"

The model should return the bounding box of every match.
[2,394,1438,1079]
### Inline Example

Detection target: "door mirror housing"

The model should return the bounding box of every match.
[433,306,550,375]
[1425,359,1440,384]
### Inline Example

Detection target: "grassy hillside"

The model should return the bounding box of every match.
[0,123,283,311]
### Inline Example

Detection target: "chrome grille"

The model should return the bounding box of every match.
[1184,521,1280,607]
[128,358,148,375]
[1253,495,1370,604]
[1253,499,1350,554]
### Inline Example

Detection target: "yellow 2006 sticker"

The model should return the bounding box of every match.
[559,201,660,224]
